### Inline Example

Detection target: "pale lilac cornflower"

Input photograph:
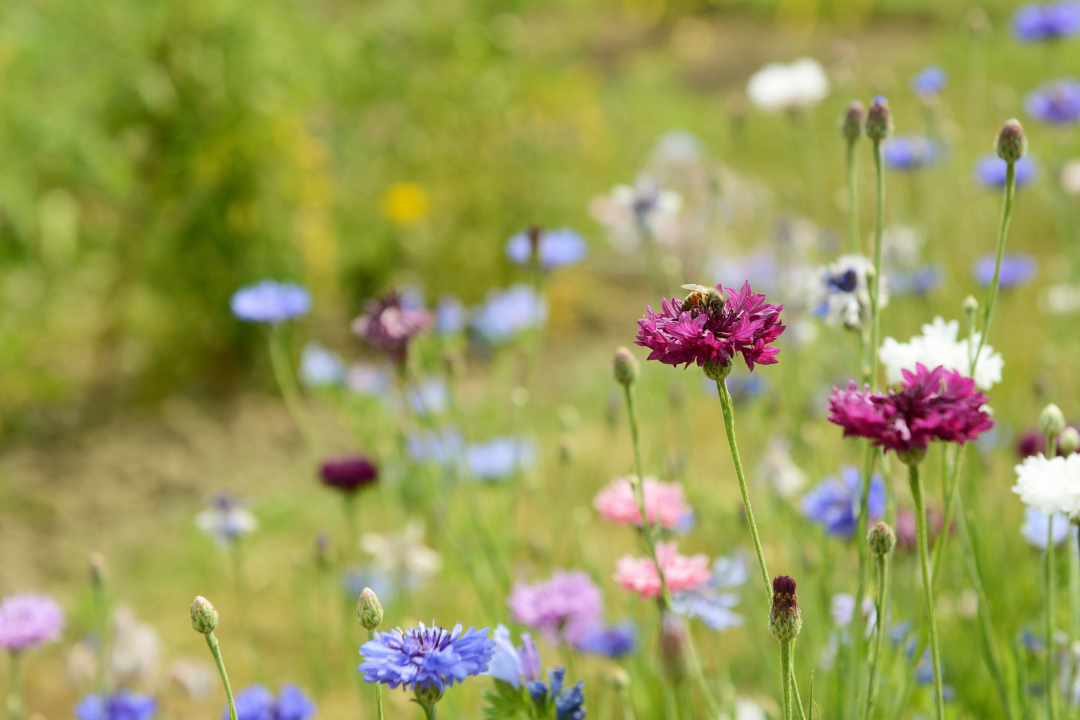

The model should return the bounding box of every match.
[0,593,64,650]
[975,154,1038,189]
[890,266,944,296]
[345,362,394,398]
[709,250,778,294]
[352,292,433,364]
[1021,506,1074,549]
[507,571,603,645]
[408,378,450,416]
[506,227,588,270]
[471,285,547,344]
[882,134,937,171]
[670,556,748,632]
[1013,1,1080,40]
[973,253,1037,288]
[195,494,257,549]
[299,343,346,387]
[802,466,886,538]
[230,281,311,324]
[358,622,496,695]
[573,621,637,658]
[75,691,156,720]
[464,437,536,481]
[486,625,542,688]
[1025,79,1080,125]
[911,66,947,98]
[435,296,466,336]
[830,593,877,640]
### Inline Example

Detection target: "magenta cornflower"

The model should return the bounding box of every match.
[506,571,603,646]
[828,363,994,462]
[351,292,433,365]
[0,593,64,651]
[635,282,785,378]
[319,455,379,493]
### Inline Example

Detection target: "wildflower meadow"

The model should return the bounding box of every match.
[7,1,1080,719]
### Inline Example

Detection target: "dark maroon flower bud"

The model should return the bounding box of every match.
[865,96,893,143]
[527,225,543,257]
[769,576,802,642]
[319,455,379,492]
[841,100,865,143]
[996,119,1027,164]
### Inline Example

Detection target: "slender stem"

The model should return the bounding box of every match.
[93,580,108,697]
[851,443,877,720]
[716,379,771,602]
[368,629,384,720]
[908,462,944,720]
[205,632,238,720]
[1048,516,1059,720]
[791,641,807,720]
[868,140,886,390]
[617,685,638,720]
[342,493,358,563]
[268,324,321,456]
[866,553,890,719]
[972,161,1016,369]
[1071,525,1080,668]
[6,653,21,720]
[420,702,438,720]
[847,140,860,255]
[781,641,794,720]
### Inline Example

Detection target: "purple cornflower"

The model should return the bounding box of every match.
[507,570,604,645]
[471,285,547,344]
[882,134,937,171]
[972,253,1037,288]
[352,292,433,365]
[911,66,947,98]
[1025,79,1080,125]
[465,437,535,481]
[635,282,785,377]
[527,668,586,720]
[974,154,1038,188]
[225,686,274,720]
[506,227,588,270]
[828,363,994,461]
[890,265,944,296]
[1013,1,1080,40]
[0,593,64,651]
[486,625,542,688]
[670,556,748,632]
[358,622,496,693]
[299,343,345,387]
[230,281,311,324]
[319,455,378,493]
[802,466,886,538]
[75,692,157,720]
[274,685,316,720]
[573,622,637,658]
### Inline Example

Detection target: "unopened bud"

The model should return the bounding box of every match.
[967,7,991,37]
[865,97,893,142]
[868,521,897,556]
[606,667,631,691]
[1060,427,1080,456]
[769,576,802,643]
[842,100,865,143]
[357,588,384,630]
[414,684,444,709]
[996,119,1027,163]
[613,347,639,386]
[89,552,107,588]
[190,596,218,634]
[963,295,979,314]
[659,611,689,680]
[702,359,732,383]
[1040,403,1067,439]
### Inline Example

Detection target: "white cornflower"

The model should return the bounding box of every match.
[878,316,1004,390]
[746,58,830,113]
[361,519,443,581]
[807,255,884,330]
[590,174,684,253]
[1013,454,1080,517]
[1061,159,1080,194]
[195,494,257,549]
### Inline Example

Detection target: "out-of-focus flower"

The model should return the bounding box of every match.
[830,594,877,638]
[486,625,541,688]
[879,316,1003,390]
[972,253,1037,288]
[1017,426,1080,457]
[408,378,450,416]
[724,699,769,720]
[465,437,536,481]
[319,455,378,493]
[275,685,317,720]
[911,66,947,98]
[671,556,747,632]
[895,506,946,548]
[757,437,807,498]
[435,296,467,336]
[299,343,346,387]
[1025,79,1080,125]
[1021,506,1074,548]
[890,266,944,296]
[228,686,274,720]
[361,520,443,582]
[110,607,162,690]
[723,374,770,404]
[882,134,938,171]
[615,541,711,598]
[381,182,430,226]
[343,566,396,604]
[590,175,684,253]
[507,571,603,645]
[746,58,830,113]
[1013,454,1080,517]
[359,622,495,692]
[807,255,885,330]
[506,227,588,270]
[974,154,1038,188]
[0,593,63,651]
[75,692,156,720]
[882,225,925,269]
[471,285,547,344]
[352,292,433,365]
[67,641,98,686]
[573,622,637,658]
[230,281,311,324]
[195,495,257,549]
[346,362,394,397]
[168,659,215,700]
[408,429,465,468]
[593,476,693,531]
[1012,1,1080,41]
[1061,159,1080,193]
[802,466,886,538]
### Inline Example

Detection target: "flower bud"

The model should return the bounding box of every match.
[702,359,732,383]
[613,347,639,386]
[842,100,865,143]
[356,588,384,630]
[996,119,1027,163]
[1040,403,1067,439]
[868,521,897,556]
[769,576,802,643]
[962,295,979,315]
[659,611,688,681]
[1060,427,1080,456]
[190,596,218,634]
[414,684,445,709]
[865,96,893,143]
[89,552,107,588]
[606,667,631,691]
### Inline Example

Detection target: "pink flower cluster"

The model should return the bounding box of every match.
[614,541,710,599]
[351,292,433,364]
[593,476,693,531]
[828,363,994,458]
[635,282,785,373]
[0,593,64,651]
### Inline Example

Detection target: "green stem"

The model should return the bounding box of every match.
[909,462,944,720]
[369,629,384,720]
[865,553,890,719]
[268,324,321,456]
[6,653,21,720]
[205,632,238,720]
[847,140,860,255]
[781,641,794,720]
[342,493,358,563]
[420,702,437,720]
[868,140,886,390]
[972,161,1016,369]
[1071,523,1080,656]
[1048,517,1058,720]
[93,581,108,697]
[791,641,807,720]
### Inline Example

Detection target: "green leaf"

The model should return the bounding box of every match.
[482,679,533,720]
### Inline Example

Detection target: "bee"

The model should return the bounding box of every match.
[680,284,726,316]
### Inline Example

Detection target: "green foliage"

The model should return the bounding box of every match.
[482,679,535,720]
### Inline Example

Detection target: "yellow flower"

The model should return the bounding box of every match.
[381,182,430,226]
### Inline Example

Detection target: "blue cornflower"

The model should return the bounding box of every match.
[915,649,934,685]
[358,622,496,694]
[299,343,346,387]
[882,134,937,171]
[911,65,947,97]
[974,154,1038,188]
[1025,79,1080,125]
[225,686,275,720]
[802,466,886,538]
[274,685,316,720]
[1022,626,1047,652]
[408,429,465,468]
[506,228,588,270]
[1021,506,1075,549]
[972,253,1037,288]
[408,378,450,416]
[526,668,586,720]
[435,296,466,336]
[574,621,637,658]
[230,281,311,323]
[471,285,546,344]
[486,625,542,688]
[465,437,535,481]
[671,556,747,632]
[890,265,944,296]
[75,692,156,720]
[889,620,913,646]
[1013,1,1080,41]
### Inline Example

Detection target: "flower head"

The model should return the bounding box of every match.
[507,571,603,645]
[75,692,156,720]
[590,175,684,253]
[670,556,748,632]
[196,494,257,549]
[1013,453,1080,516]
[1025,79,1080,125]
[275,685,316,720]
[361,520,443,582]
[972,253,1037,288]
[975,154,1038,188]
[225,686,274,720]
[911,66,947,98]
[358,622,496,693]
[230,281,311,324]
[299,343,345,387]
[593,476,694,531]
[635,282,785,377]
[471,285,547,344]
[486,625,542,688]
[352,292,433,364]
[615,541,711,598]
[0,593,63,651]
[768,576,802,642]
[878,316,1003,390]
[882,134,938,171]
[465,437,536,481]
[573,622,637,658]
[802,466,886,538]
[1013,1,1080,40]
[435,296,466,336]
[319,455,378,493]
[1020,506,1074,549]
[828,363,994,460]
[746,58,830,113]
[506,227,588,270]
[808,255,885,330]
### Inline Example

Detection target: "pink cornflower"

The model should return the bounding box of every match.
[828,363,994,463]
[0,593,64,651]
[351,292,433,364]
[506,570,603,645]
[593,476,693,531]
[614,541,710,599]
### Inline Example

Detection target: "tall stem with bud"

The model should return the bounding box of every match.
[358,588,386,720]
[191,597,238,720]
[906,459,944,720]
